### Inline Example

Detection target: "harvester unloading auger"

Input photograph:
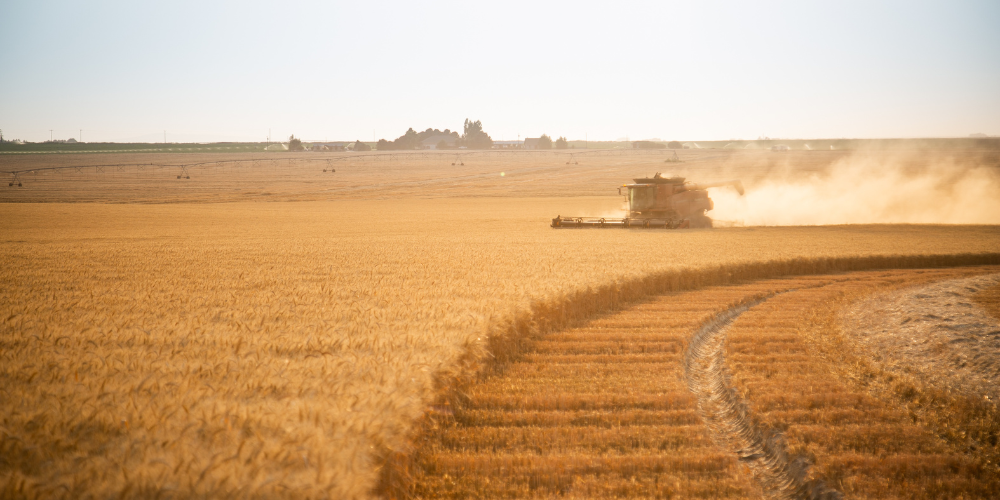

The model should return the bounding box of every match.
[551,173,744,229]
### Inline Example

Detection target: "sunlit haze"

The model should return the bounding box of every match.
[1,0,998,143]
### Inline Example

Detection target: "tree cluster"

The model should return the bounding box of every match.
[461,119,493,149]
[535,135,571,149]
[633,140,666,149]
[288,135,304,151]
[375,119,494,151]
[667,141,683,149]
[377,128,459,151]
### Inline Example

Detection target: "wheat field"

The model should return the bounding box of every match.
[2,150,1000,498]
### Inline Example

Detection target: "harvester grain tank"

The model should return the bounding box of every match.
[551,173,744,229]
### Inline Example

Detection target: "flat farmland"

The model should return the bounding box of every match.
[3,149,999,215]
[2,149,1000,499]
[1,148,835,202]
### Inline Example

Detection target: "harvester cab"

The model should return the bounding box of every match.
[552,172,744,229]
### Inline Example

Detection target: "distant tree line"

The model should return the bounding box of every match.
[377,119,493,150]
[377,128,458,151]
[535,134,570,149]
[288,134,369,151]
[633,140,666,149]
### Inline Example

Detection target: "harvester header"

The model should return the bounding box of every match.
[551,173,744,229]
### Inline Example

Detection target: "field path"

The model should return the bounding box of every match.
[684,294,841,500]
[411,266,1000,499]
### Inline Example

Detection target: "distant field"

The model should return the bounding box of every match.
[3,136,996,155]
[0,142,269,154]
[2,147,999,498]
[3,148,998,210]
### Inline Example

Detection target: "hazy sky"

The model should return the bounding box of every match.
[2,0,998,143]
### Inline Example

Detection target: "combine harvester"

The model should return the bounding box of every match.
[551,173,744,229]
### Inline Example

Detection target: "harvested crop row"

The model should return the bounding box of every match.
[818,274,1000,495]
[413,267,999,499]
[412,292,761,498]
[721,268,1000,499]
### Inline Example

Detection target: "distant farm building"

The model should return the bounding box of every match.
[309,142,351,152]
[523,138,542,150]
[420,134,458,150]
[492,140,523,149]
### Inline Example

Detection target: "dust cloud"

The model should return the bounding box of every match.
[709,152,1000,226]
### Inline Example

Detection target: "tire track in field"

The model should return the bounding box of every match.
[684,295,843,500]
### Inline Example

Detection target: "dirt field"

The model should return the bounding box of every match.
[2,149,1000,499]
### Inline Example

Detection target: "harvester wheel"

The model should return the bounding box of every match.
[689,214,712,228]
